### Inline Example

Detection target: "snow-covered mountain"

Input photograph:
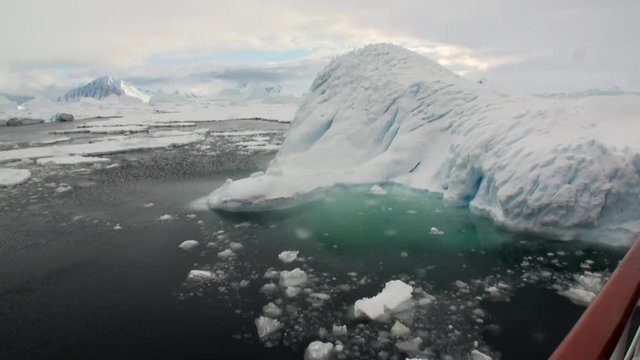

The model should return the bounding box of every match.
[59,76,151,103]
[209,44,640,244]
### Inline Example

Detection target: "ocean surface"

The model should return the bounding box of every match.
[0,120,625,360]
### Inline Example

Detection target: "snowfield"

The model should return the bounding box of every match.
[209,44,640,244]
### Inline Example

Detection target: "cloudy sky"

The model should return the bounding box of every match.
[1,0,638,98]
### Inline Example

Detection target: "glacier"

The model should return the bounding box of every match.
[208,44,640,244]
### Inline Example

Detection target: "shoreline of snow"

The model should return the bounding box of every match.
[208,44,640,246]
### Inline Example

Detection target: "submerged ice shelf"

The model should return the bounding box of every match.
[209,44,640,244]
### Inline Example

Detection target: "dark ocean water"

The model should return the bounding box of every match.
[0,122,625,359]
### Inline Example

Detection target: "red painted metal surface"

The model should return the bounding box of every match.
[550,238,640,360]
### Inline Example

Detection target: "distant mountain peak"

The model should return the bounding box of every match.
[59,76,151,103]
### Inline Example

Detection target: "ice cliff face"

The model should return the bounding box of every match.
[209,44,640,244]
[59,76,151,103]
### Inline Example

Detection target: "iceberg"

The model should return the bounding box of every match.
[208,44,640,244]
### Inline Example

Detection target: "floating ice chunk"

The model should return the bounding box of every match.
[391,321,411,337]
[260,283,278,295]
[143,203,155,208]
[217,249,235,259]
[186,270,215,282]
[262,302,283,318]
[354,280,414,320]
[559,288,597,306]
[370,184,387,195]
[264,269,280,279]
[113,224,122,230]
[395,337,423,355]
[55,184,72,193]
[310,293,330,300]
[229,242,244,251]
[36,156,110,165]
[304,341,334,360]
[158,214,174,221]
[0,168,31,186]
[471,349,493,360]
[332,325,347,337]
[429,227,445,235]
[255,316,282,339]
[278,250,299,263]
[279,268,308,287]
[285,286,302,298]
[178,240,199,250]
[400,251,409,258]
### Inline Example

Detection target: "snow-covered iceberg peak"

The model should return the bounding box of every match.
[209,44,640,244]
[59,76,151,103]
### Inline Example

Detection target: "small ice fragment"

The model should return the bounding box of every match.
[354,280,413,320]
[400,251,409,258]
[260,283,278,294]
[429,227,444,235]
[304,341,334,360]
[471,349,493,360]
[264,269,280,279]
[143,202,155,208]
[255,316,282,339]
[217,249,235,259]
[332,325,348,337]
[186,270,214,282]
[177,239,199,250]
[395,337,423,354]
[262,302,283,318]
[309,293,331,301]
[55,184,72,193]
[279,268,308,287]
[186,214,197,219]
[407,210,418,214]
[278,250,299,263]
[285,286,302,298]
[370,184,386,195]
[158,214,174,221]
[229,242,244,251]
[113,224,122,230]
[391,321,411,337]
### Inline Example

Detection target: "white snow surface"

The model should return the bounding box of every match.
[0,134,203,164]
[208,44,640,244]
[354,279,414,320]
[0,168,31,186]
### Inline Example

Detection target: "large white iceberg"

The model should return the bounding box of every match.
[208,44,640,244]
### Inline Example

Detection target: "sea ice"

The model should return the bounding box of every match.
[178,240,199,250]
[279,268,308,287]
[262,302,283,318]
[391,321,411,337]
[36,156,111,165]
[278,250,299,263]
[0,168,31,186]
[217,249,235,259]
[471,349,493,360]
[429,227,445,235]
[304,341,334,360]
[186,270,215,282]
[158,214,174,221]
[369,184,387,195]
[255,316,282,339]
[354,280,414,320]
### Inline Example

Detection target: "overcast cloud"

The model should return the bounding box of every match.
[1,0,638,97]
